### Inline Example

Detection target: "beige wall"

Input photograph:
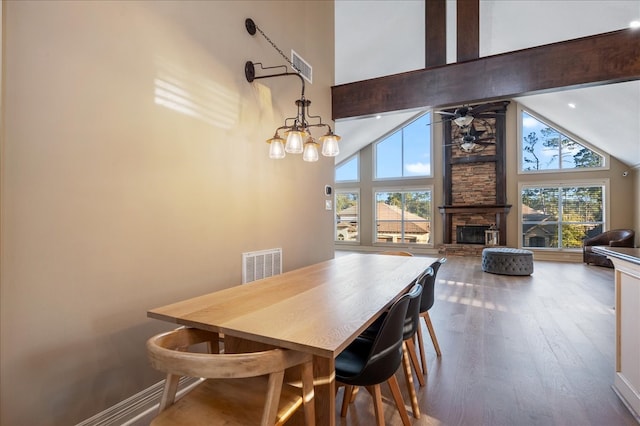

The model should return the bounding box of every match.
[0,1,335,424]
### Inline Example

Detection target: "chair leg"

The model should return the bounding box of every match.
[401,342,421,418]
[423,312,442,356]
[349,385,360,403]
[341,385,353,417]
[416,322,428,375]
[387,375,411,426]
[369,385,386,426]
[262,370,285,426]
[406,338,425,387]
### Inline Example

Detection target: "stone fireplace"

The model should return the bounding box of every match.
[438,101,511,256]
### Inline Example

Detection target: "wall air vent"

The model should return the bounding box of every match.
[291,50,312,83]
[242,248,282,284]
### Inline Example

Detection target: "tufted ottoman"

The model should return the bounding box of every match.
[482,248,534,276]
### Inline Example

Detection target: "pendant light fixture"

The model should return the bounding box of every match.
[245,18,340,162]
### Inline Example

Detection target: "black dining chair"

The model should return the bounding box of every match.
[336,283,422,426]
[415,257,446,375]
[355,269,430,418]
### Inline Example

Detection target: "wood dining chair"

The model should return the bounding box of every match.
[415,258,446,375]
[146,327,315,426]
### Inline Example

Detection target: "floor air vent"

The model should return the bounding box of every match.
[291,50,312,83]
[242,248,282,284]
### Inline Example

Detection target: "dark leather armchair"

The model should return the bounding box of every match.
[583,229,635,267]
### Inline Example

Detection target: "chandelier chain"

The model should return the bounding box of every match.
[255,25,301,74]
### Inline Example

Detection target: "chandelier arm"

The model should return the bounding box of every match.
[245,61,305,98]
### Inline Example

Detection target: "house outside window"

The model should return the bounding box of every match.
[335,190,359,242]
[374,113,432,179]
[374,189,432,245]
[519,109,605,173]
[521,182,606,249]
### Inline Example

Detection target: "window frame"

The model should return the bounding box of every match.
[372,185,434,247]
[334,188,361,244]
[517,105,609,175]
[373,111,434,181]
[518,179,609,251]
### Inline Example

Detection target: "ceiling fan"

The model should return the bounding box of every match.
[445,118,496,153]
[435,102,503,127]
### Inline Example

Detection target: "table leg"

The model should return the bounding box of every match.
[312,355,336,426]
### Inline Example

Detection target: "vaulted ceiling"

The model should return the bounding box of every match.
[334,0,640,168]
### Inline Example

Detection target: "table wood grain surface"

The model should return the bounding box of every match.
[147,253,435,425]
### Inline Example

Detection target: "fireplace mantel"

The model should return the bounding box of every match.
[438,205,512,214]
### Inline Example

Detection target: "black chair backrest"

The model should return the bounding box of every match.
[417,267,436,313]
[402,282,424,341]
[354,283,423,386]
[429,257,447,277]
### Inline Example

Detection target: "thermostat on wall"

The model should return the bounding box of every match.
[324,185,332,196]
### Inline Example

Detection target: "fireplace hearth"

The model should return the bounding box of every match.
[456,225,490,244]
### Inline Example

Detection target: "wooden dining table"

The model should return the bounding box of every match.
[147,252,435,425]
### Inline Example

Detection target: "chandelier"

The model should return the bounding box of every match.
[245,18,340,162]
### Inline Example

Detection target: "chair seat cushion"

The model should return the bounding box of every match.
[151,377,303,426]
[335,337,372,381]
[482,248,534,276]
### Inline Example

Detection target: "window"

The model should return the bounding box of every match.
[521,183,605,249]
[375,113,432,179]
[520,110,604,172]
[335,190,359,242]
[335,155,359,182]
[374,189,432,245]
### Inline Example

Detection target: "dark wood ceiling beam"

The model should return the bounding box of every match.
[457,0,479,62]
[331,28,640,120]
[425,0,447,67]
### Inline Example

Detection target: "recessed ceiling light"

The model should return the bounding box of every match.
[568,103,576,109]
[375,115,382,120]
[630,20,640,29]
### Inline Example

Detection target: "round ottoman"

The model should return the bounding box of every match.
[482,248,534,276]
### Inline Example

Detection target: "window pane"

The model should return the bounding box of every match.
[561,224,593,248]
[335,156,359,182]
[375,112,431,179]
[335,192,359,242]
[521,111,603,172]
[376,132,402,178]
[561,186,603,222]
[375,190,431,244]
[403,114,431,177]
[522,187,559,221]
[562,141,604,168]
[521,184,604,249]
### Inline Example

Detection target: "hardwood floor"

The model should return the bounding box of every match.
[336,256,638,426]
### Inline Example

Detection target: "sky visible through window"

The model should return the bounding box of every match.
[335,155,358,182]
[376,113,431,179]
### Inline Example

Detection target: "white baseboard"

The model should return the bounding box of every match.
[75,377,201,426]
